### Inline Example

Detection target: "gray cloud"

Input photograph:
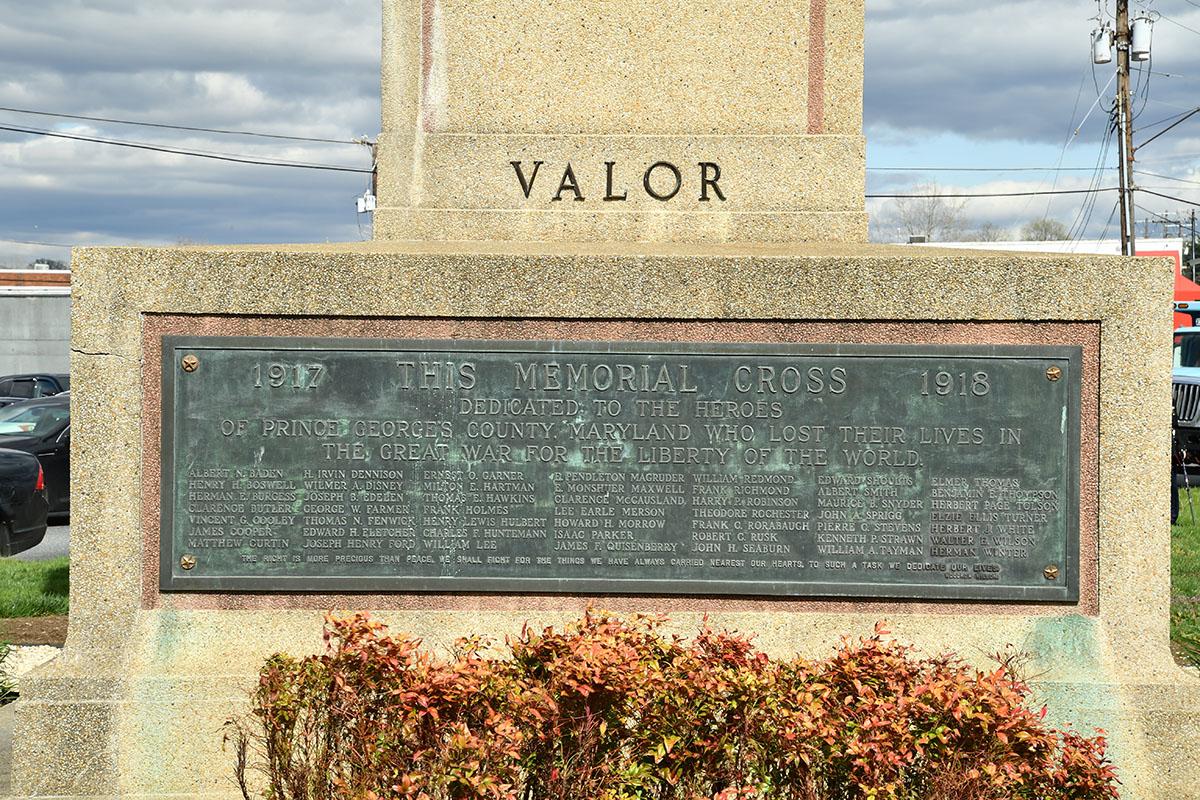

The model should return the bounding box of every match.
[867,2,1200,144]
[0,0,380,265]
[1,1,1198,264]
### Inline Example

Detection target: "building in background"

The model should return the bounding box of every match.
[0,269,71,374]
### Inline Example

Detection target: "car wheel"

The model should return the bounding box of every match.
[0,520,11,557]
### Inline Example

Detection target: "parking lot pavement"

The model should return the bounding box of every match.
[12,523,69,562]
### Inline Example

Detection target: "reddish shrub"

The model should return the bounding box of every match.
[226,613,1119,800]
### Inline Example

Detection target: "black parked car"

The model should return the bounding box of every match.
[0,373,69,409]
[0,395,70,516]
[0,447,48,556]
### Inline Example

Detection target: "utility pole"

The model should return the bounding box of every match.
[1116,0,1137,256]
[353,136,378,217]
[1192,209,1197,281]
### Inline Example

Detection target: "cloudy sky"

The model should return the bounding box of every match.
[2,0,1199,264]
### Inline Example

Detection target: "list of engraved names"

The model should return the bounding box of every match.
[165,340,1078,599]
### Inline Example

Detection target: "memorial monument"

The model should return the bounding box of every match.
[13,1,1200,797]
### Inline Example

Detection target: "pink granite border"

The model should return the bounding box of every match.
[141,316,1100,616]
[807,0,827,134]
[421,0,436,133]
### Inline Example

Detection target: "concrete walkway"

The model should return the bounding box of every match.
[0,700,14,796]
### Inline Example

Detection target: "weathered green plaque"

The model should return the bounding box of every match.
[160,337,1080,601]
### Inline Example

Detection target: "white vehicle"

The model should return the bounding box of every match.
[1174,327,1200,454]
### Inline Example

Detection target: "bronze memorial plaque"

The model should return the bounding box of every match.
[160,337,1080,601]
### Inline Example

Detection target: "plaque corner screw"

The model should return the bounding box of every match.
[1043,564,1060,581]
[181,354,200,373]
[180,554,197,571]
[1045,366,1062,382]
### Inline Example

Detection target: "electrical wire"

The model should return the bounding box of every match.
[1136,169,1200,185]
[1018,64,1115,222]
[1070,116,1118,241]
[1133,202,1172,237]
[1132,202,1191,241]
[1141,188,1200,207]
[0,124,373,174]
[1158,11,1200,38]
[1069,145,1110,240]
[1058,67,1092,170]
[1094,199,1122,244]
[1043,67,1098,224]
[867,166,1109,172]
[1137,107,1200,150]
[0,237,74,248]
[1131,59,1151,123]
[0,105,361,146]
[1135,204,1173,223]
[867,188,1118,199]
[1138,106,1200,132]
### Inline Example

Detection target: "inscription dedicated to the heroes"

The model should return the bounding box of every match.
[161,338,1081,601]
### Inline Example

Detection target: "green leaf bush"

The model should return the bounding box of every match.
[0,640,15,704]
[227,611,1119,800]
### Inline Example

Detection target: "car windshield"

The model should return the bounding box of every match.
[0,403,69,435]
[1176,332,1200,368]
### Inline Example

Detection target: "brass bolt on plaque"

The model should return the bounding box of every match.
[181,354,200,373]
[1045,366,1062,382]
[180,554,197,571]
[1043,564,1060,581]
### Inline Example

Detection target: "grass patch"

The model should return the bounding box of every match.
[1171,490,1200,666]
[0,557,69,617]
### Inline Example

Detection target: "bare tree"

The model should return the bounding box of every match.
[872,184,968,242]
[27,258,69,270]
[1021,218,1070,241]
[962,223,1009,242]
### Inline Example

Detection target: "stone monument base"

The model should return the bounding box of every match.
[13,241,1197,799]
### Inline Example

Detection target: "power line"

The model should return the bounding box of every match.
[867,166,1109,172]
[1095,199,1122,244]
[0,105,360,146]
[0,237,74,248]
[1070,117,1117,241]
[1135,204,1177,223]
[0,124,373,174]
[0,121,1117,187]
[1024,57,1115,224]
[1137,107,1200,150]
[1051,64,1093,200]
[1159,10,1200,37]
[1141,187,1200,207]
[1138,149,1200,163]
[1138,107,1200,132]
[1135,169,1200,185]
[867,188,1118,199]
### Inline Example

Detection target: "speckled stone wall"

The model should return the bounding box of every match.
[373,1,867,243]
[11,241,1199,798]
